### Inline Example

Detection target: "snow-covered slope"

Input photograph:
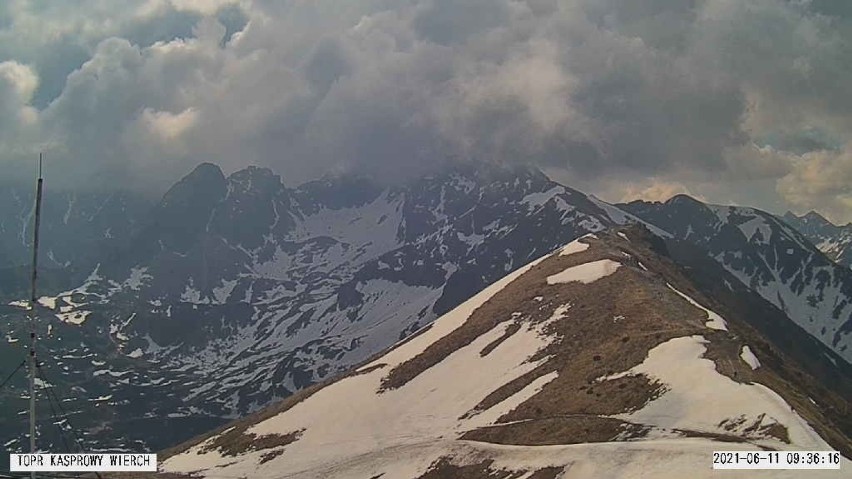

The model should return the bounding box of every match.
[621,196,852,362]
[783,211,852,268]
[159,227,851,478]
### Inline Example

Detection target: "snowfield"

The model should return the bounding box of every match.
[605,336,827,448]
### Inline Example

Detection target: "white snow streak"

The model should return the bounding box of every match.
[521,186,565,211]
[666,284,728,331]
[546,260,620,285]
[740,346,760,370]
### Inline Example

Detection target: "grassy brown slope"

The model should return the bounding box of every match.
[464,416,649,446]
[457,227,851,454]
[381,237,707,394]
[416,458,523,479]
[455,234,710,444]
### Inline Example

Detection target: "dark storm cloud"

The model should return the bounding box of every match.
[1,0,851,220]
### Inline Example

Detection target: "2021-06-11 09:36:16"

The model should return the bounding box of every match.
[713,451,841,469]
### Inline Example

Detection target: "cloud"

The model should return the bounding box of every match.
[0,0,850,221]
[722,143,795,181]
[0,60,39,153]
[140,107,199,141]
[0,60,37,100]
[777,145,852,223]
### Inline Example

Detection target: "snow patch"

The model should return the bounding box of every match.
[180,281,204,304]
[549,304,571,321]
[558,239,590,257]
[37,296,57,309]
[124,266,151,290]
[34,377,53,389]
[212,279,239,304]
[738,217,772,244]
[547,260,620,285]
[57,309,91,325]
[740,346,760,370]
[521,186,565,211]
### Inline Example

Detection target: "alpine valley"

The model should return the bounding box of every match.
[0,163,850,476]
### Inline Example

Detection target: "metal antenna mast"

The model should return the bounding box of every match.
[28,153,44,479]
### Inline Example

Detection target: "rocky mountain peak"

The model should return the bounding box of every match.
[803,209,833,225]
[784,210,836,230]
[665,193,703,207]
[142,163,228,255]
[163,162,227,202]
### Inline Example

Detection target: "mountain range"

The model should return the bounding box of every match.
[620,196,852,361]
[0,163,850,469]
[156,226,851,478]
[782,211,852,268]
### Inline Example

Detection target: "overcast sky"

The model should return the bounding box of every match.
[1,0,851,222]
